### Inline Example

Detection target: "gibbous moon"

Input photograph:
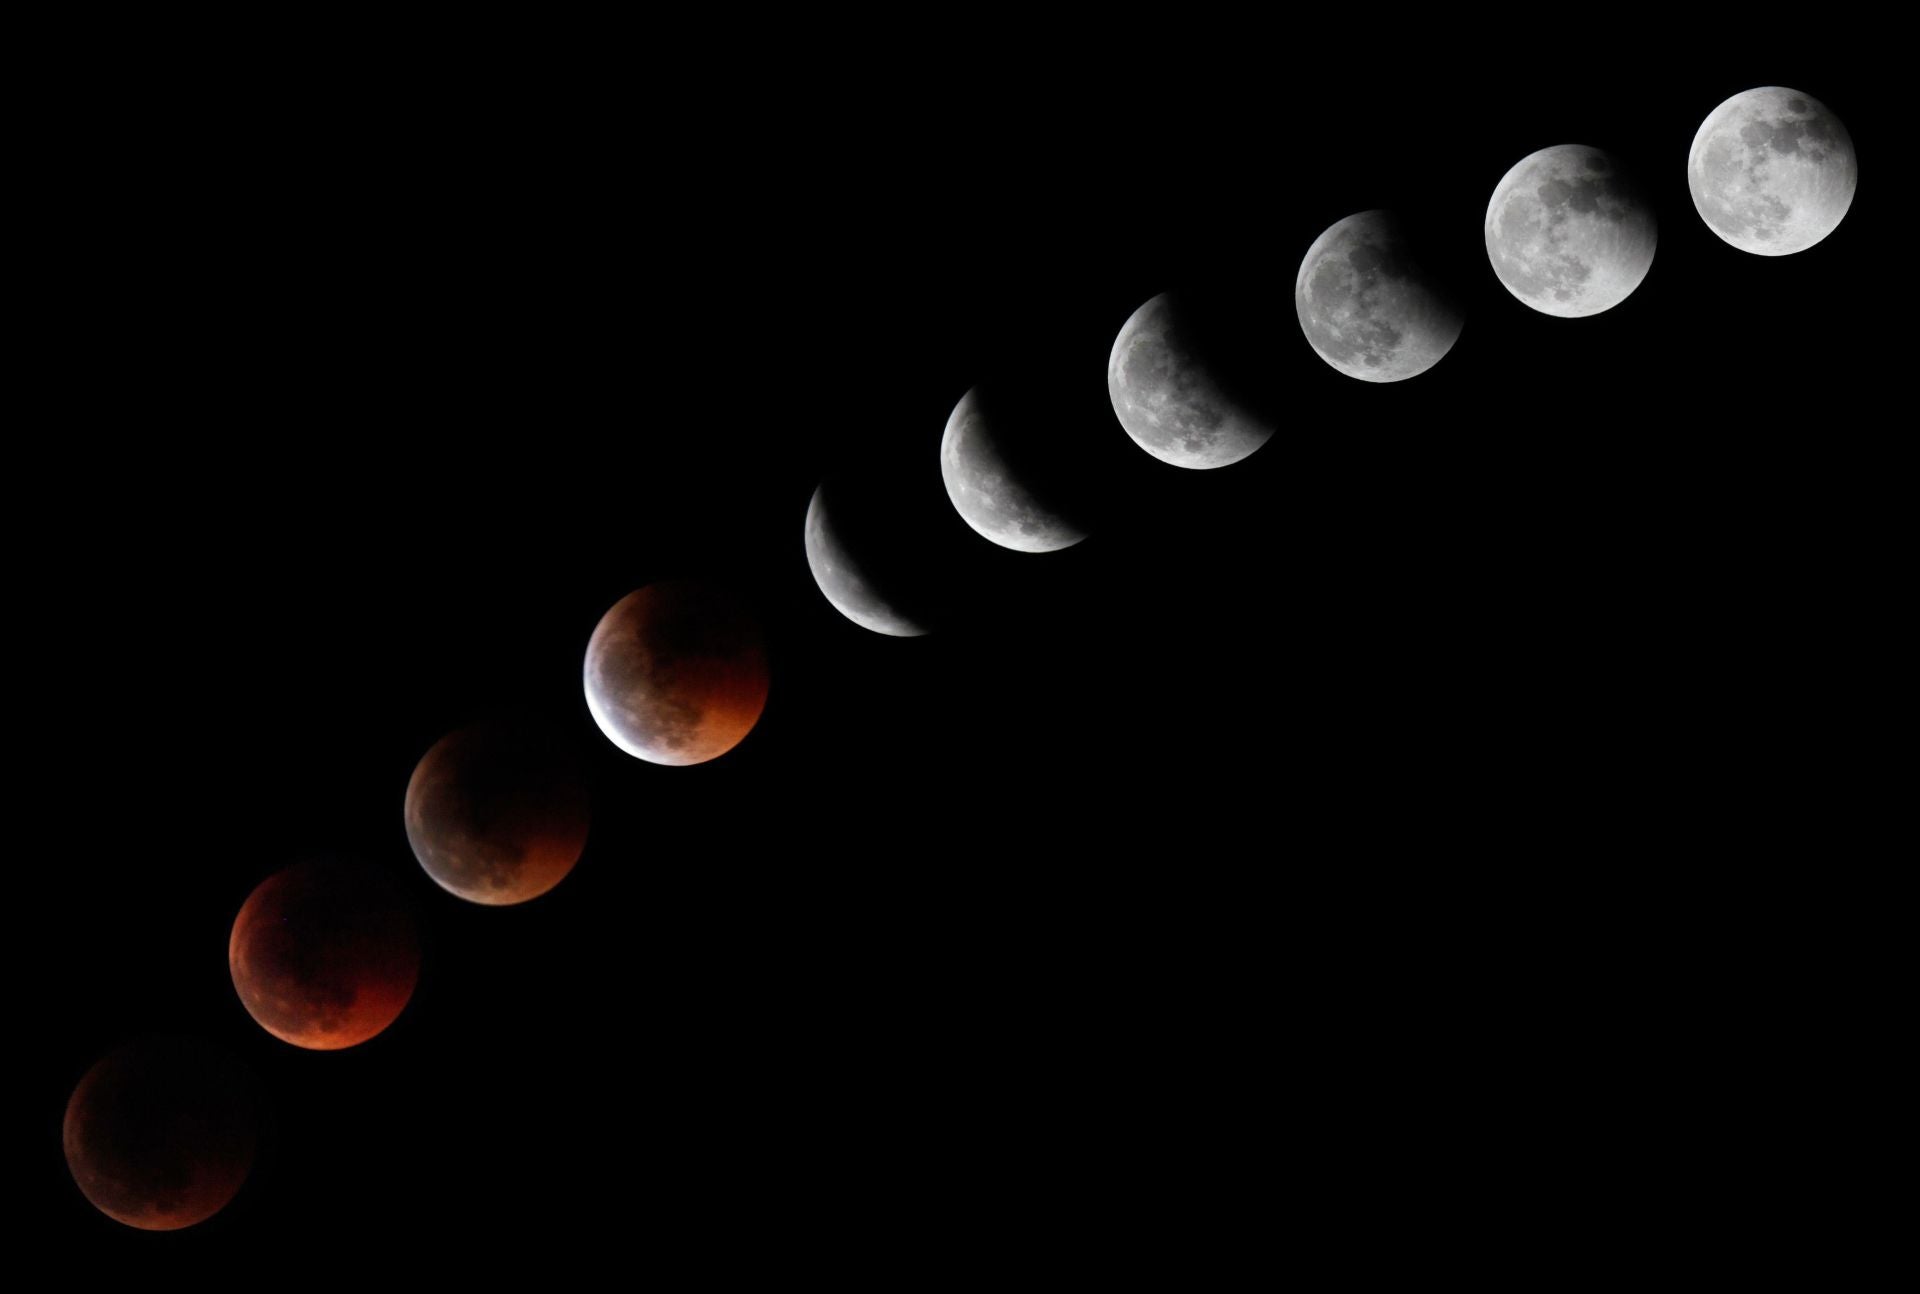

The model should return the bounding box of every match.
[805,481,931,635]
[584,580,770,764]
[1105,293,1273,469]
[940,385,1087,552]
[1485,145,1657,317]
[1296,210,1464,382]
[1689,87,1856,255]
[229,861,421,1050]
[64,1037,257,1230]
[405,720,590,904]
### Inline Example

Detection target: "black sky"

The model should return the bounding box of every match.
[26,22,1902,1279]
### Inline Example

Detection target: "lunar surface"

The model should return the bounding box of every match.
[805,481,931,635]
[1485,145,1656,317]
[64,1037,256,1230]
[940,385,1087,552]
[1689,87,1856,255]
[1295,211,1464,382]
[584,580,770,763]
[405,720,591,904]
[1105,293,1273,469]
[229,861,421,1050]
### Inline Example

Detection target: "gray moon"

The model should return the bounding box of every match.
[1295,210,1464,382]
[939,386,1087,552]
[805,482,930,636]
[405,720,590,905]
[583,581,770,765]
[1485,144,1656,317]
[1105,293,1273,469]
[1688,87,1856,255]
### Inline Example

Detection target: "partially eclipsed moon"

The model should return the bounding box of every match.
[1105,293,1273,469]
[584,580,770,764]
[1295,210,1464,382]
[405,719,591,904]
[805,482,931,636]
[940,385,1088,552]
[1689,87,1856,255]
[229,861,421,1050]
[64,1037,257,1230]
[1485,144,1657,317]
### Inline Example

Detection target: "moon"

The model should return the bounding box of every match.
[584,580,770,763]
[405,719,591,904]
[1295,210,1465,382]
[64,1037,256,1230]
[1688,87,1856,255]
[1485,145,1657,317]
[229,861,421,1050]
[1105,293,1273,469]
[939,385,1087,552]
[805,481,931,635]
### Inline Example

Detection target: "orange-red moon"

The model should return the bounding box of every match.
[583,580,770,765]
[64,1037,257,1230]
[229,861,420,1049]
[405,719,590,905]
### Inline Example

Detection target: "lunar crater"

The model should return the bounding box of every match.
[1485,145,1656,318]
[1688,86,1855,256]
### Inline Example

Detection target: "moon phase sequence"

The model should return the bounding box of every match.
[1689,87,1855,255]
[1295,211,1464,382]
[584,580,770,763]
[1485,145,1656,317]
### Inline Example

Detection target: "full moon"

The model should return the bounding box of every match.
[1485,145,1656,317]
[64,1037,256,1230]
[805,481,931,635]
[229,861,421,1050]
[1295,210,1464,382]
[1688,87,1856,255]
[940,385,1087,553]
[405,720,591,904]
[584,580,770,764]
[1105,293,1273,470]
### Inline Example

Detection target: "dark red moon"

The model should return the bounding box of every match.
[63,1037,257,1230]
[404,719,591,905]
[229,861,421,1050]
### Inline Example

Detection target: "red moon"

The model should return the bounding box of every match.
[64,1037,257,1230]
[404,719,591,905]
[583,580,770,765]
[229,861,421,1050]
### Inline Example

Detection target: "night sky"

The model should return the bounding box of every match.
[29,24,1900,1278]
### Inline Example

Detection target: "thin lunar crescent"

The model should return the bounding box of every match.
[1485,144,1656,317]
[939,386,1087,553]
[1688,87,1856,255]
[804,483,931,635]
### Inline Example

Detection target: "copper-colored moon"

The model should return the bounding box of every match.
[405,719,591,905]
[583,580,770,765]
[229,861,421,1050]
[63,1037,257,1230]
